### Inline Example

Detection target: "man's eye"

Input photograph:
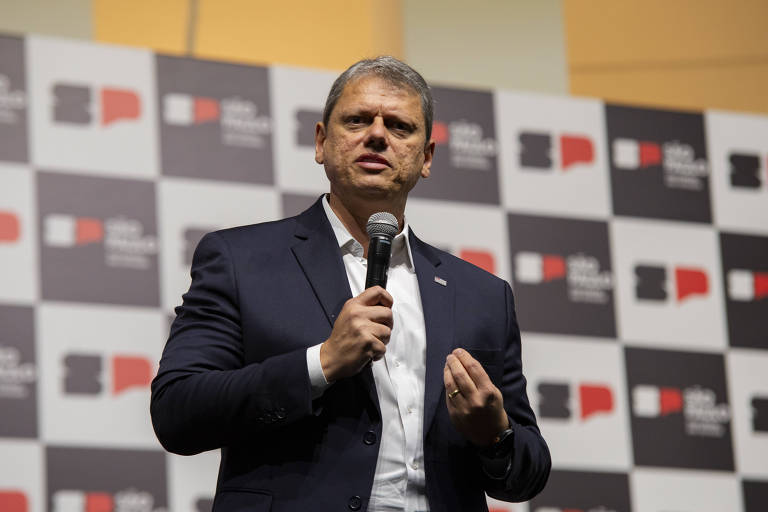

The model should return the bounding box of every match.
[347,116,364,125]
[391,122,413,133]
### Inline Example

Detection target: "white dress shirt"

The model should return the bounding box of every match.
[305,196,429,512]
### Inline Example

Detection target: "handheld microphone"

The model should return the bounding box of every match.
[365,212,398,289]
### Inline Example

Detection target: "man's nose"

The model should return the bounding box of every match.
[364,116,388,150]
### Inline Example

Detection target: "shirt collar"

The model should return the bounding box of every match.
[322,194,415,271]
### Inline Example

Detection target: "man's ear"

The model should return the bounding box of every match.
[421,139,435,178]
[314,122,326,164]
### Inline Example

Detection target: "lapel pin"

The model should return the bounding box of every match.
[434,276,447,286]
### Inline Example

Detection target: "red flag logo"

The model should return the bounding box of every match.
[579,384,614,419]
[101,88,141,125]
[112,355,153,395]
[0,211,20,242]
[0,491,27,512]
[560,135,594,170]
[675,267,708,301]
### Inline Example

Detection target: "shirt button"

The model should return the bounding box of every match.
[363,431,377,445]
[407,407,413,415]
[348,496,362,510]
[394,359,400,367]
[410,462,419,470]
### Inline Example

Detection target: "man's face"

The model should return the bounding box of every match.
[315,75,434,207]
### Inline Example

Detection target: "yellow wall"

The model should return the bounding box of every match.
[564,0,768,113]
[92,0,190,55]
[89,0,567,92]
[92,0,402,69]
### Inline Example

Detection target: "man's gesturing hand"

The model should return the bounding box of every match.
[320,286,394,382]
[444,348,510,447]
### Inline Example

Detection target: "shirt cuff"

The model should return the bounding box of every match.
[306,343,332,400]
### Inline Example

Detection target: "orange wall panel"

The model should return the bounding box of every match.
[565,0,768,67]
[93,0,190,54]
[193,0,403,69]
[565,0,768,114]
[569,63,768,114]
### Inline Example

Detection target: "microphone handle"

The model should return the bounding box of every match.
[365,235,393,289]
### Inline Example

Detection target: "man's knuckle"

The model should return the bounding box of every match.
[467,360,482,372]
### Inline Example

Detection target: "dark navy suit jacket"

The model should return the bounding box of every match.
[150,197,550,512]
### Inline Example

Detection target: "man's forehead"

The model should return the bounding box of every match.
[338,75,420,103]
[334,75,422,116]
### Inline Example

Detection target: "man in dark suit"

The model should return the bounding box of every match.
[151,56,550,511]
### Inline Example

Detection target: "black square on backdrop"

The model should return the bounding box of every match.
[157,55,273,184]
[743,479,768,512]
[720,232,768,349]
[47,446,167,511]
[411,86,500,204]
[606,104,711,223]
[0,304,37,438]
[0,35,29,163]
[37,171,160,307]
[625,347,734,470]
[507,213,616,337]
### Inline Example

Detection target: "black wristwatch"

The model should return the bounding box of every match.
[480,426,515,458]
[478,426,515,479]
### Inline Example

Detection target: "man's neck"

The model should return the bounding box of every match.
[327,192,405,252]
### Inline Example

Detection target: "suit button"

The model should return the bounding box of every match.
[348,496,362,510]
[363,431,377,445]
[276,408,286,419]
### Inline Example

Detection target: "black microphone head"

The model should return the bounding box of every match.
[366,212,398,239]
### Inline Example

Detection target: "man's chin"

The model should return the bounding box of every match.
[342,185,399,206]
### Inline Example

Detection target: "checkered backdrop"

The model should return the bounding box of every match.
[1,33,767,512]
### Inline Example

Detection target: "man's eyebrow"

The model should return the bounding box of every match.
[338,108,417,123]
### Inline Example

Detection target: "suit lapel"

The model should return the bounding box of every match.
[410,231,455,434]
[291,198,379,412]
[291,198,352,327]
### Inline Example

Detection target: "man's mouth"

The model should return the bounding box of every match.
[355,153,390,170]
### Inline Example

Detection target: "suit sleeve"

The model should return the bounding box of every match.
[482,281,551,501]
[150,232,315,455]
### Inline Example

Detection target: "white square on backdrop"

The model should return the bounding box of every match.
[38,303,165,448]
[496,90,611,219]
[27,36,158,178]
[611,218,726,350]
[521,333,632,470]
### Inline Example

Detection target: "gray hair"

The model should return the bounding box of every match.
[322,56,434,144]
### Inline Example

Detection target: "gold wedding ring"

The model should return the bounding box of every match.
[447,388,461,399]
